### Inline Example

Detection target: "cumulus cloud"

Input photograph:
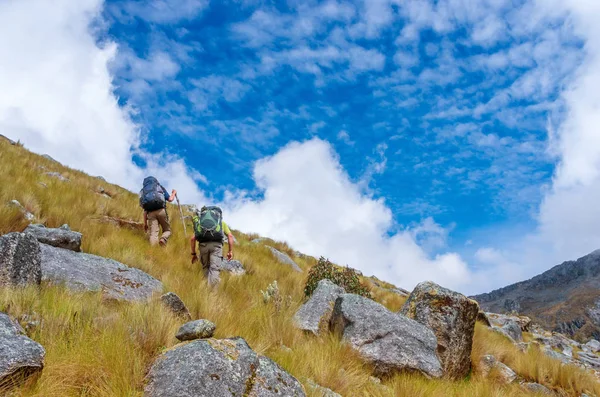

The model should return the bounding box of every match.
[0,0,206,204]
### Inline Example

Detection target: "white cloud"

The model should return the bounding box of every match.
[223,139,473,292]
[0,0,206,204]
[111,0,209,24]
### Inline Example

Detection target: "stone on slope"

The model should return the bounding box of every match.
[479,355,517,384]
[399,281,479,380]
[175,320,215,341]
[306,379,341,397]
[8,200,35,221]
[40,244,162,301]
[585,339,600,353]
[268,246,302,272]
[221,259,245,275]
[485,312,531,332]
[0,312,45,389]
[144,337,305,397]
[294,279,345,335]
[495,320,523,342]
[45,172,69,182]
[330,293,442,378]
[0,232,42,287]
[160,292,191,321]
[520,382,553,395]
[24,224,82,252]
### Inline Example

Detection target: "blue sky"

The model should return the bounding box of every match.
[3,0,600,294]
[102,0,579,254]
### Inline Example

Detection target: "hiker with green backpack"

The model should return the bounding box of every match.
[190,206,234,286]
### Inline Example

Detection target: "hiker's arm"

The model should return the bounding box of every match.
[227,233,234,260]
[143,211,148,231]
[167,189,177,203]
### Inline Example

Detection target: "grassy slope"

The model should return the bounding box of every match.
[0,140,599,397]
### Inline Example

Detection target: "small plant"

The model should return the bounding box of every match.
[261,280,280,304]
[304,257,372,298]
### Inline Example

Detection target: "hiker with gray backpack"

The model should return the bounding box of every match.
[190,206,234,286]
[139,176,177,246]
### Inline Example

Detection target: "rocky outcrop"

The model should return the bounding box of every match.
[221,259,245,275]
[40,244,162,301]
[294,279,344,335]
[160,292,191,321]
[585,339,600,352]
[144,337,305,397]
[330,293,442,378]
[495,320,523,342]
[267,246,301,272]
[484,312,531,332]
[0,312,45,389]
[399,281,479,380]
[175,320,216,341]
[24,224,82,252]
[0,232,42,287]
[8,200,34,221]
[479,355,516,384]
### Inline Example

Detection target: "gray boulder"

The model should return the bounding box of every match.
[585,339,600,352]
[495,320,523,342]
[520,382,553,395]
[330,293,442,378]
[42,154,57,162]
[0,232,42,287]
[8,200,34,221]
[268,246,301,272]
[399,281,479,380]
[294,279,345,335]
[479,355,516,384]
[45,172,68,182]
[24,224,82,252]
[0,312,45,389]
[176,320,216,341]
[221,259,245,275]
[485,312,531,332]
[144,337,305,397]
[40,244,162,301]
[306,379,341,397]
[160,292,191,321]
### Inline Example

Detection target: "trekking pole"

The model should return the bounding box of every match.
[175,194,188,237]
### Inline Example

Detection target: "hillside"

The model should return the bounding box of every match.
[1,135,600,396]
[473,250,600,342]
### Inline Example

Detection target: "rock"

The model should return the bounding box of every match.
[577,351,600,368]
[494,320,523,342]
[45,172,69,182]
[96,176,106,182]
[306,379,341,397]
[220,259,245,275]
[160,292,191,321]
[399,281,479,380]
[477,312,492,326]
[294,279,345,335]
[251,238,266,244]
[42,154,57,162]
[24,224,82,252]
[520,382,553,395]
[0,232,42,287]
[175,320,216,341]
[268,246,302,272]
[330,293,442,378]
[391,287,410,297]
[0,312,45,389]
[144,337,305,397]
[8,200,34,221]
[0,134,16,145]
[542,346,572,364]
[485,312,531,332]
[585,339,600,353]
[40,244,162,301]
[479,355,517,384]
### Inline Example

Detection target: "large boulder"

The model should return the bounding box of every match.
[399,281,479,380]
[294,279,345,335]
[40,244,162,301]
[144,337,305,397]
[268,246,302,272]
[0,232,42,287]
[24,224,82,252]
[0,312,45,389]
[330,293,442,378]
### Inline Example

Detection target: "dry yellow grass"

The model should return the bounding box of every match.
[0,140,599,396]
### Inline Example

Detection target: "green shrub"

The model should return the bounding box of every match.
[304,257,371,298]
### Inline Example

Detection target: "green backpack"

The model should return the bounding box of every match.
[193,206,224,243]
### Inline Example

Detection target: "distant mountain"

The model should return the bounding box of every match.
[472,249,600,341]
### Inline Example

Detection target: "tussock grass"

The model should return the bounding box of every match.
[0,140,598,396]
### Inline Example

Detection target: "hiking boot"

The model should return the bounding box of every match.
[159,238,167,247]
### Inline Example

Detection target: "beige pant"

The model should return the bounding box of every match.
[147,208,171,246]
[199,241,223,286]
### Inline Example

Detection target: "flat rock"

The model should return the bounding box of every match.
[330,293,442,378]
[0,232,42,287]
[520,382,553,395]
[40,244,162,301]
[144,337,305,397]
[294,279,345,335]
[221,259,245,275]
[0,312,45,389]
[399,281,479,380]
[24,224,82,252]
[160,292,191,321]
[176,320,216,341]
[268,246,302,272]
[479,355,517,384]
[577,351,600,368]
[585,339,600,353]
